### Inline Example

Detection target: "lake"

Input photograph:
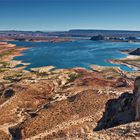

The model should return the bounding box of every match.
[11,40,140,71]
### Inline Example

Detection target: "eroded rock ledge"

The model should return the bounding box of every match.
[95,77,140,132]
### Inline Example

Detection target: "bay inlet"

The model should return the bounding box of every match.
[11,40,140,71]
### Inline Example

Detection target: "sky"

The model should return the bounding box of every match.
[0,0,140,31]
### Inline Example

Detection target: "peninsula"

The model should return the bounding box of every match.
[109,48,140,71]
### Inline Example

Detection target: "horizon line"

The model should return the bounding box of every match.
[0,28,140,32]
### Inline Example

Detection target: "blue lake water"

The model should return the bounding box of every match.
[11,40,140,71]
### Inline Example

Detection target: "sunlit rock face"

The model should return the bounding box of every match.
[133,77,140,121]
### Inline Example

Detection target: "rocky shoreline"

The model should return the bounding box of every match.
[0,37,76,43]
[109,48,140,71]
[0,42,140,139]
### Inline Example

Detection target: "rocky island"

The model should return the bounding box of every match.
[0,41,140,140]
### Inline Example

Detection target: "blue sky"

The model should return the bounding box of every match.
[0,0,140,31]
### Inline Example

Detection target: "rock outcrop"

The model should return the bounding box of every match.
[115,78,128,88]
[90,35,105,41]
[95,76,140,131]
[129,48,140,56]
[94,92,135,131]
[133,76,140,121]
[2,88,15,98]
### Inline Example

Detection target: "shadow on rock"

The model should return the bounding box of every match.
[2,88,15,98]
[9,125,22,140]
[94,92,135,131]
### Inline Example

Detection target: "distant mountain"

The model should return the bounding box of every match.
[1,29,140,38]
[68,29,140,37]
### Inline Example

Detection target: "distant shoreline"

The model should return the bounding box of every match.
[108,48,140,71]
